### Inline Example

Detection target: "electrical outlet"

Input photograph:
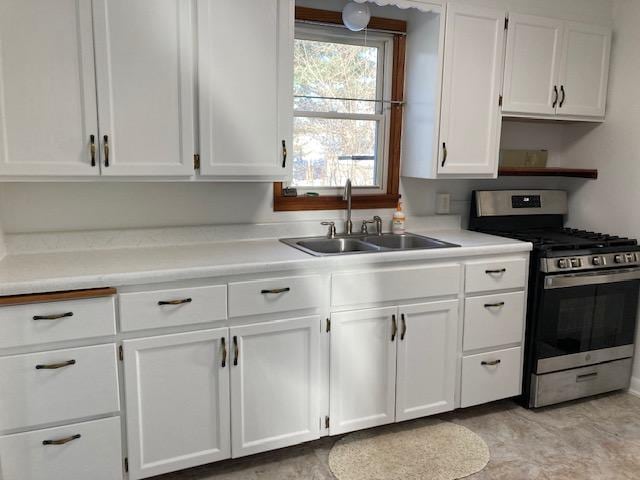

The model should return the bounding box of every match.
[436,193,451,215]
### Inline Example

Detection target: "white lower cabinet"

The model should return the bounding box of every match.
[0,416,122,480]
[396,301,459,421]
[123,329,230,480]
[230,316,320,457]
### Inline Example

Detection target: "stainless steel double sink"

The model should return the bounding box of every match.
[280,232,460,257]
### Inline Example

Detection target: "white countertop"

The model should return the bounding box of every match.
[0,229,531,296]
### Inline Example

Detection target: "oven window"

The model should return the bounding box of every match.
[591,282,638,350]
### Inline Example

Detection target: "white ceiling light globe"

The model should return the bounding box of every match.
[342,2,371,32]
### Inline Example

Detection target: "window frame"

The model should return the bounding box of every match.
[274,6,406,212]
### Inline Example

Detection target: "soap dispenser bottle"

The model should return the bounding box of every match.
[392,201,406,234]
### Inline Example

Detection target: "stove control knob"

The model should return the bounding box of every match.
[557,259,570,269]
[614,254,624,264]
[626,253,635,262]
[592,256,602,266]
[571,258,582,268]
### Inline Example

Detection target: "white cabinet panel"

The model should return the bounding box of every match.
[93,0,195,176]
[464,291,525,351]
[438,4,505,176]
[197,0,293,180]
[123,329,230,479]
[558,22,611,117]
[0,0,98,176]
[502,14,563,115]
[396,301,458,421]
[230,316,319,457]
[0,416,122,480]
[465,257,527,294]
[330,307,397,435]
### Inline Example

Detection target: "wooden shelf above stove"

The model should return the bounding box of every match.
[498,167,598,179]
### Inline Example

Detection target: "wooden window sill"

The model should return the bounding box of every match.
[273,193,401,212]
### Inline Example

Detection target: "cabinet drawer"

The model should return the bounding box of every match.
[0,297,116,350]
[465,258,527,293]
[0,416,123,480]
[228,275,323,318]
[119,285,227,332]
[0,344,120,432]
[463,291,525,351]
[332,264,460,308]
[461,346,522,408]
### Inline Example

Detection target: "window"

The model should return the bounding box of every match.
[274,7,406,211]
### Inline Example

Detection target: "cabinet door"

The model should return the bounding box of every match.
[438,4,505,176]
[396,301,459,421]
[123,329,230,480]
[0,0,98,176]
[230,316,319,458]
[197,0,293,180]
[330,307,398,435]
[557,22,611,117]
[502,14,563,116]
[93,0,196,176]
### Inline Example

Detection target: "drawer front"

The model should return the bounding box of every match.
[0,297,116,349]
[0,344,120,432]
[0,416,123,480]
[119,285,227,332]
[463,291,525,351]
[332,264,460,308]
[461,346,522,408]
[465,258,527,293]
[228,275,323,318]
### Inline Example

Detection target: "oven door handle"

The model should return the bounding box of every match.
[544,267,640,289]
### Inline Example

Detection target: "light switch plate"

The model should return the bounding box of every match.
[436,193,451,215]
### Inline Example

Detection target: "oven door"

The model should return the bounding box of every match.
[535,268,640,373]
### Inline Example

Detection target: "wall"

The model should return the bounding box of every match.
[559,0,640,393]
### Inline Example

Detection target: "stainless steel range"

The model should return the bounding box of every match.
[469,190,640,408]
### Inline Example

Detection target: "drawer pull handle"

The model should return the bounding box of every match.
[158,298,192,306]
[400,313,407,340]
[577,372,598,382]
[484,302,505,308]
[233,336,239,366]
[391,314,397,342]
[42,434,81,446]
[261,287,290,294]
[481,359,501,366]
[485,268,506,274]
[33,312,73,321]
[35,359,76,370]
[221,337,227,368]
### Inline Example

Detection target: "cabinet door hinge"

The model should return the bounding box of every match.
[193,154,200,170]
[324,416,330,429]
[504,17,509,30]
[499,95,503,106]
[326,318,331,333]
[124,457,129,472]
[118,345,123,362]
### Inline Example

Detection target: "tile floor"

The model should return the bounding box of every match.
[152,392,640,480]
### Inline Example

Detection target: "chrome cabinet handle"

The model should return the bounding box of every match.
[559,85,566,108]
[158,298,192,306]
[485,268,506,274]
[261,287,290,294]
[552,85,559,108]
[221,337,227,368]
[33,312,73,321]
[35,359,76,370]
[89,134,96,167]
[481,359,501,366]
[484,302,505,308]
[400,313,407,341]
[233,336,239,366]
[282,140,287,168]
[103,135,110,167]
[441,142,448,167]
[391,314,397,342]
[43,434,81,446]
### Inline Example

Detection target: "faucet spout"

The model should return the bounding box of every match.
[343,179,353,235]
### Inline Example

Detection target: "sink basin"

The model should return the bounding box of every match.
[362,234,459,250]
[281,232,460,257]
[296,238,381,255]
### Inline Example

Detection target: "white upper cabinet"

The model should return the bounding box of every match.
[557,22,611,117]
[93,0,196,176]
[502,14,563,116]
[197,0,294,180]
[0,0,98,176]
[503,16,611,120]
[438,4,505,177]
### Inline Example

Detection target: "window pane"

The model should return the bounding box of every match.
[292,117,379,187]
[294,38,378,114]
